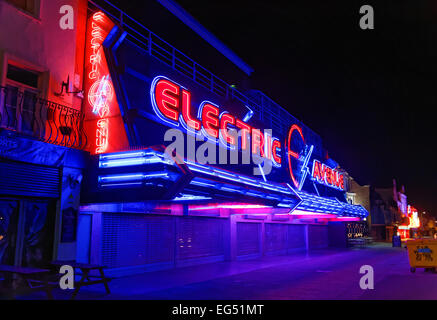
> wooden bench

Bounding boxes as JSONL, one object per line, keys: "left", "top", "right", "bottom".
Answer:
{"left": 51, "top": 261, "right": 111, "bottom": 300}
{"left": 0, "top": 265, "right": 54, "bottom": 299}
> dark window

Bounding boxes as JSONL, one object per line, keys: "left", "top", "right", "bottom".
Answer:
{"left": 6, "top": 65, "right": 39, "bottom": 89}
{"left": 4, "top": 64, "right": 41, "bottom": 133}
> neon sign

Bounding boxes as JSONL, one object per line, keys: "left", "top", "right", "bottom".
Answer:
{"left": 151, "top": 76, "right": 281, "bottom": 164}
{"left": 287, "top": 124, "right": 345, "bottom": 191}
{"left": 87, "top": 12, "right": 114, "bottom": 154}
{"left": 83, "top": 11, "right": 129, "bottom": 156}
{"left": 407, "top": 205, "right": 420, "bottom": 229}
{"left": 287, "top": 124, "right": 305, "bottom": 188}
{"left": 312, "top": 160, "right": 345, "bottom": 190}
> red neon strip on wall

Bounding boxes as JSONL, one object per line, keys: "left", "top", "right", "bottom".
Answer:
{"left": 252, "top": 129, "right": 265, "bottom": 158}
{"left": 155, "top": 79, "right": 180, "bottom": 121}
{"left": 287, "top": 124, "right": 305, "bottom": 188}
{"left": 202, "top": 103, "right": 220, "bottom": 139}
{"left": 235, "top": 119, "right": 251, "bottom": 151}
{"left": 83, "top": 11, "right": 129, "bottom": 155}
{"left": 182, "top": 90, "right": 201, "bottom": 131}
{"left": 272, "top": 140, "right": 282, "bottom": 164}
{"left": 220, "top": 113, "right": 236, "bottom": 145}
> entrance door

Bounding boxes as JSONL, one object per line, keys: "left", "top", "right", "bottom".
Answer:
{"left": 0, "top": 200, "right": 19, "bottom": 265}
{"left": 21, "top": 200, "right": 55, "bottom": 268}
{"left": 0, "top": 199, "right": 55, "bottom": 268}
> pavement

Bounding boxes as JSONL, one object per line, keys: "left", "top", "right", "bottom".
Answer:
{"left": 11, "top": 242, "right": 437, "bottom": 300}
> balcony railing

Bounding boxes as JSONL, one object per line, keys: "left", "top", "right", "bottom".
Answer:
{"left": 0, "top": 86, "right": 87, "bottom": 149}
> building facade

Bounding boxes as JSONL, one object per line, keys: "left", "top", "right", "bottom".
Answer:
{"left": 0, "top": 0, "right": 369, "bottom": 276}
{"left": 0, "top": 0, "right": 88, "bottom": 267}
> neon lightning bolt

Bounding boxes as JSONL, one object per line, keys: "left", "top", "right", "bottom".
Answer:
{"left": 298, "top": 144, "right": 314, "bottom": 191}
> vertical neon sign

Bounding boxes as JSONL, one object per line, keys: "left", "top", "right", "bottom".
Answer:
{"left": 82, "top": 11, "right": 131, "bottom": 155}
{"left": 83, "top": 11, "right": 131, "bottom": 155}
{"left": 87, "top": 12, "right": 112, "bottom": 154}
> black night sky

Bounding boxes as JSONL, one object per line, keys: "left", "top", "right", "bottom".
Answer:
{"left": 109, "top": 0, "right": 437, "bottom": 216}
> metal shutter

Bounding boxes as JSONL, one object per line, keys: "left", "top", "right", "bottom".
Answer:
{"left": 288, "top": 225, "right": 306, "bottom": 252}
{"left": 0, "top": 160, "right": 60, "bottom": 198}
{"left": 101, "top": 213, "right": 174, "bottom": 268}
{"left": 147, "top": 216, "right": 175, "bottom": 264}
{"left": 176, "top": 216, "right": 225, "bottom": 261}
{"left": 236, "top": 222, "right": 260, "bottom": 257}
{"left": 308, "top": 225, "right": 329, "bottom": 249}
{"left": 265, "top": 223, "right": 288, "bottom": 255}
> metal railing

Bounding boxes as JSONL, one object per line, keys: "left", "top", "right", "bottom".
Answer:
{"left": 0, "top": 86, "right": 87, "bottom": 149}
{"left": 89, "top": 0, "right": 320, "bottom": 139}
{"left": 88, "top": 2, "right": 266, "bottom": 114}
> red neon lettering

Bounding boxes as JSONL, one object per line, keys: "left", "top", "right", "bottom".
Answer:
{"left": 151, "top": 77, "right": 282, "bottom": 158}
{"left": 338, "top": 174, "right": 344, "bottom": 190}
{"left": 155, "top": 79, "right": 180, "bottom": 121}
{"left": 287, "top": 124, "right": 305, "bottom": 188}
{"left": 325, "top": 167, "right": 332, "bottom": 185}
{"left": 312, "top": 160, "right": 324, "bottom": 181}
{"left": 252, "top": 129, "right": 265, "bottom": 157}
{"left": 236, "top": 119, "right": 251, "bottom": 151}
{"left": 96, "top": 119, "right": 108, "bottom": 154}
{"left": 93, "top": 12, "right": 105, "bottom": 22}
{"left": 202, "top": 103, "right": 219, "bottom": 138}
{"left": 312, "top": 160, "right": 345, "bottom": 190}
{"left": 181, "top": 90, "right": 200, "bottom": 131}
{"left": 220, "top": 113, "right": 236, "bottom": 145}
{"left": 272, "top": 140, "right": 282, "bottom": 164}
{"left": 265, "top": 134, "right": 272, "bottom": 160}
{"left": 87, "top": 11, "right": 113, "bottom": 155}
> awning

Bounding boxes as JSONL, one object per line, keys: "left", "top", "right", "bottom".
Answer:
{"left": 81, "top": 147, "right": 368, "bottom": 219}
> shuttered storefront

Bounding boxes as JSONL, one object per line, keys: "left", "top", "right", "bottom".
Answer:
{"left": 176, "top": 216, "right": 225, "bottom": 265}
{"left": 101, "top": 214, "right": 226, "bottom": 270}
{"left": 308, "top": 225, "right": 329, "bottom": 249}
{"left": 237, "top": 222, "right": 261, "bottom": 259}
{"left": 287, "top": 224, "right": 306, "bottom": 253}
{"left": 97, "top": 211, "right": 328, "bottom": 275}
{"left": 101, "top": 213, "right": 175, "bottom": 269}
{"left": 265, "top": 223, "right": 288, "bottom": 255}
{"left": 264, "top": 223, "right": 307, "bottom": 255}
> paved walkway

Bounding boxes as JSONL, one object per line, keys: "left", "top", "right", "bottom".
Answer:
{"left": 13, "top": 243, "right": 437, "bottom": 300}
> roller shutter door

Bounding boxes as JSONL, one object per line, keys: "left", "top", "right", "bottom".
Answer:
{"left": 265, "top": 223, "right": 288, "bottom": 255}
{"left": 308, "top": 225, "right": 329, "bottom": 249}
{"left": 176, "top": 216, "right": 225, "bottom": 261}
{"left": 288, "top": 224, "right": 306, "bottom": 252}
{"left": 237, "top": 222, "right": 260, "bottom": 257}
{"left": 0, "top": 160, "right": 60, "bottom": 198}
{"left": 101, "top": 213, "right": 174, "bottom": 268}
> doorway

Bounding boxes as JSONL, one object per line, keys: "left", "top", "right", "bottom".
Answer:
{"left": 0, "top": 198, "right": 56, "bottom": 268}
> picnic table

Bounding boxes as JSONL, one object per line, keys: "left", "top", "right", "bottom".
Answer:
{"left": 0, "top": 265, "right": 54, "bottom": 299}
{"left": 51, "top": 261, "right": 111, "bottom": 299}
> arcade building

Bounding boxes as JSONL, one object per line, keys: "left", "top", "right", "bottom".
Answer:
{"left": 0, "top": 0, "right": 368, "bottom": 276}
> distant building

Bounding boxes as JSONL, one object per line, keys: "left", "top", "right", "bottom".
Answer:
{"left": 366, "top": 179, "right": 412, "bottom": 241}
{"left": 343, "top": 174, "right": 412, "bottom": 241}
